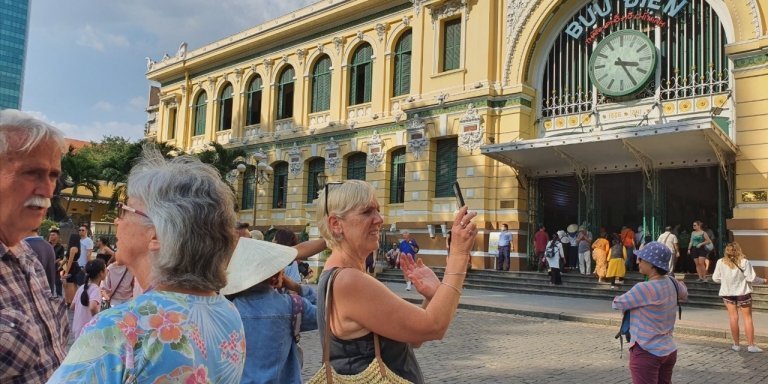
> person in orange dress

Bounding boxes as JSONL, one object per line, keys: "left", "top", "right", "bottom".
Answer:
{"left": 592, "top": 233, "right": 610, "bottom": 283}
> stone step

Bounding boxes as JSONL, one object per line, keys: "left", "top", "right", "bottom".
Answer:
{"left": 377, "top": 268, "right": 768, "bottom": 311}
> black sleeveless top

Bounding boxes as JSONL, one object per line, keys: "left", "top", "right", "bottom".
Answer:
{"left": 317, "top": 268, "right": 424, "bottom": 384}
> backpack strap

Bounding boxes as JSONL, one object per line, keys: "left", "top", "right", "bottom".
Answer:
{"left": 290, "top": 293, "right": 303, "bottom": 344}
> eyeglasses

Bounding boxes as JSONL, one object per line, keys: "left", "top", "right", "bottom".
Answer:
{"left": 323, "top": 181, "right": 344, "bottom": 216}
{"left": 117, "top": 202, "right": 150, "bottom": 220}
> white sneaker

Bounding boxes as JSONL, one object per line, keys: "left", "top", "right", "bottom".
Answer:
{"left": 731, "top": 345, "right": 741, "bottom": 352}
{"left": 406, "top": 281, "right": 412, "bottom": 291}
{"left": 748, "top": 345, "right": 763, "bottom": 353}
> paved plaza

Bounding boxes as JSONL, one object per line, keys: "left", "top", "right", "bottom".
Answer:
{"left": 300, "top": 309, "right": 768, "bottom": 383}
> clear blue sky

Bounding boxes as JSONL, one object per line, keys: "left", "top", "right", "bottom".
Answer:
{"left": 23, "top": 0, "right": 314, "bottom": 142}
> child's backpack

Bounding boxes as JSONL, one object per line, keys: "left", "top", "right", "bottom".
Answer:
{"left": 544, "top": 240, "right": 556, "bottom": 259}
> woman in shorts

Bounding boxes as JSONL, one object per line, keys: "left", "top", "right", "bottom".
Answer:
{"left": 712, "top": 242, "right": 767, "bottom": 353}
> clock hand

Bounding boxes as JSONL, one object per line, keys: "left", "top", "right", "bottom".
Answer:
{"left": 614, "top": 60, "right": 638, "bottom": 85}
{"left": 614, "top": 59, "right": 639, "bottom": 67}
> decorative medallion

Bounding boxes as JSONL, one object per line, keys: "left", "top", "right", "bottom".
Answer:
{"left": 375, "top": 23, "right": 387, "bottom": 42}
{"left": 263, "top": 58, "right": 273, "bottom": 77}
{"left": 296, "top": 48, "right": 306, "bottom": 65}
{"left": 333, "top": 36, "right": 344, "bottom": 54}
{"left": 288, "top": 143, "right": 303, "bottom": 177}
{"left": 325, "top": 137, "right": 340, "bottom": 174}
{"left": 458, "top": 103, "right": 484, "bottom": 153}
{"left": 410, "top": 0, "right": 426, "bottom": 16}
{"left": 367, "top": 130, "right": 385, "bottom": 170}
{"left": 406, "top": 114, "right": 427, "bottom": 159}
{"left": 429, "top": 0, "right": 467, "bottom": 27}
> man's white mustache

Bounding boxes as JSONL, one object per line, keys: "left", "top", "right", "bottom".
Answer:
{"left": 24, "top": 197, "right": 51, "bottom": 209}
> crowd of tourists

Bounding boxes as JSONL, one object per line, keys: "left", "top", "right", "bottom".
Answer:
{"left": 1, "top": 108, "right": 765, "bottom": 384}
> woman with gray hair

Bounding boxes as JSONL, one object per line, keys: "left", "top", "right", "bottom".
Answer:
{"left": 49, "top": 146, "right": 245, "bottom": 383}
{"left": 313, "top": 180, "right": 476, "bottom": 383}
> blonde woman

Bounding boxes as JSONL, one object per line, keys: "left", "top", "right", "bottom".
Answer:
{"left": 712, "top": 242, "right": 767, "bottom": 353}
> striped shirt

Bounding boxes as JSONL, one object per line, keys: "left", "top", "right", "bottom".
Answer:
{"left": 612, "top": 278, "right": 688, "bottom": 357}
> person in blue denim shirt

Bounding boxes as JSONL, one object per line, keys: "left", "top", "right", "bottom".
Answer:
{"left": 221, "top": 238, "right": 318, "bottom": 384}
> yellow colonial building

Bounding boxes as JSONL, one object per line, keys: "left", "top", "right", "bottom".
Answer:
{"left": 146, "top": 0, "right": 768, "bottom": 274}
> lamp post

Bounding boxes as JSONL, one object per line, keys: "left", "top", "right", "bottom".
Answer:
{"left": 236, "top": 152, "right": 273, "bottom": 226}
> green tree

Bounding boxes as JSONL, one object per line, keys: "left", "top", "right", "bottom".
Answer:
{"left": 60, "top": 146, "right": 101, "bottom": 214}
{"left": 195, "top": 142, "right": 246, "bottom": 182}
{"left": 98, "top": 139, "right": 182, "bottom": 206}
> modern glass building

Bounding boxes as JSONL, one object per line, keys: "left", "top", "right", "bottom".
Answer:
{"left": 0, "top": 0, "right": 30, "bottom": 110}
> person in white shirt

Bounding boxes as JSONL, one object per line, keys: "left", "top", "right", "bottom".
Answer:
{"left": 657, "top": 226, "right": 679, "bottom": 274}
{"left": 712, "top": 242, "right": 767, "bottom": 353}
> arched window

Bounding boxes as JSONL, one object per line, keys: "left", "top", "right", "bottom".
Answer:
{"left": 272, "top": 162, "right": 288, "bottom": 209}
{"left": 193, "top": 92, "right": 207, "bottom": 136}
{"left": 311, "top": 55, "right": 332, "bottom": 113}
{"left": 393, "top": 30, "right": 412, "bottom": 97}
{"left": 349, "top": 44, "right": 373, "bottom": 105}
{"left": 347, "top": 152, "right": 367, "bottom": 181}
{"left": 277, "top": 66, "right": 295, "bottom": 120}
{"left": 306, "top": 158, "right": 325, "bottom": 203}
{"left": 246, "top": 76, "right": 262, "bottom": 125}
{"left": 218, "top": 83, "right": 233, "bottom": 131}
{"left": 389, "top": 147, "right": 406, "bottom": 204}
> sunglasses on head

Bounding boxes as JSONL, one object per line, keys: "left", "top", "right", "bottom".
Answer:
{"left": 117, "top": 202, "right": 150, "bottom": 220}
{"left": 323, "top": 181, "right": 344, "bottom": 216}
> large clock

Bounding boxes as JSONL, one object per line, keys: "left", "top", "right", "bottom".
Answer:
{"left": 588, "top": 30, "right": 657, "bottom": 97}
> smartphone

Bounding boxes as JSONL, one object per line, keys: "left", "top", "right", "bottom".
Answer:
{"left": 453, "top": 181, "right": 465, "bottom": 208}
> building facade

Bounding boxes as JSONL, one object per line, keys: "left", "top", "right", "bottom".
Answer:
{"left": 146, "top": 0, "right": 768, "bottom": 274}
{"left": 0, "top": 0, "right": 30, "bottom": 109}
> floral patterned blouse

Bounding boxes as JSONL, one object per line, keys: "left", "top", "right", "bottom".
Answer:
{"left": 48, "top": 290, "right": 246, "bottom": 383}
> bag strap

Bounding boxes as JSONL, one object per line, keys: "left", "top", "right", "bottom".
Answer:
{"left": 290, "top": 293, "right": 303, "bottom": 344}
{"left": 668, "top": 276, "right": 682, "bottom": 320}
{"left": 108, "top": 269, "right": 129, "bottom": 301}
{"left": 322, "top": 268, "right": 389, "bottom": 380}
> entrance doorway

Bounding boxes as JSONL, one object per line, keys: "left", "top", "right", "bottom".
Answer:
{"left": 537, "top": 166, "right": 729, "bottom": 272}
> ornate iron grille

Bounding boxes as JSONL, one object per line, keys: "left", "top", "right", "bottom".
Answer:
{"left": 541, "top": 0, "right": 729, "bottom": 119}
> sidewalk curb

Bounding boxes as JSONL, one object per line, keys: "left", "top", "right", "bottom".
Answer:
{"left": 402, "top": 297, "right": 768, "bottom": 344}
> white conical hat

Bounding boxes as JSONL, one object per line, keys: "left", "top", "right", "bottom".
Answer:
{"left": 220, "top": 237, "right": 298, "bottom": 296}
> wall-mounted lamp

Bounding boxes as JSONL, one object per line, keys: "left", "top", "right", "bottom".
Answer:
{"left": 389, "top": 223, "right": 397, "bottom": 233}
{"left": 440, "top": 224, "right": 448, "bottom": 237}
{"left": 427, "top": 224, "right": 435, "bottom": 239}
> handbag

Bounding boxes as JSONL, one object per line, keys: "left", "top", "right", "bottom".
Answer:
{"left": 101, "top": 269, "right": 128, "bottom": 312}
{"left": 307, "top": 269, "right": 412, "bottom": 384}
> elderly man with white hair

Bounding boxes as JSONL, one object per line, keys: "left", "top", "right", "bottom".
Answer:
{"left": 0, "top": 109, "right": 70, "bottom": 383}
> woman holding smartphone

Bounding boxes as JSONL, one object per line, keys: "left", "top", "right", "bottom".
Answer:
{"left": 314, "top": 180, "right": 476, "bottom": 382}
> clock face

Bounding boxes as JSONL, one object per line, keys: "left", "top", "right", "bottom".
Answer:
{"left": 588, "top": 30, "right": 657, "bottom": 97}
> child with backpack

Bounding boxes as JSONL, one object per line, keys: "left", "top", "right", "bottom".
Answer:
{"left": 545, "top": 235, "right": 565, "bottom": 285}
{"left": 71, "top": 259, "right": 106, "bottom": 340}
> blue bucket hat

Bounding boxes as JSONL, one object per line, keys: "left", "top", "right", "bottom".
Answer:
{"left": 635, "top": 241, "right": 671, "bottom": 271}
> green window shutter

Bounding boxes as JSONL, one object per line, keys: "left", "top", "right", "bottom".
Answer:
{"left": 347, "top": 153, "right": 367, "bottom": 181}
{"left": 394, "top": 31, "right": 412, "bottom": 97}
{"left": 443, "top": 19, "right": 461, "bottom": 71}
{"left": 219, "top": 84, "right": 233, "bottom": 131}
{"left": 389, "top": 148, "right": 406, "bottom": 204}
{"left": 278, "top": 67, "right": 295, "bottom": 119}
{"left": 350, "top": 44, "right": 372, "bottom": 105}
{"left": 194, "top": 92, "right": 207, "bottom": 136}
{"left": 247, "top": 77, "right": 262, "bottom": 125}
{"left": 312, "top": 56, "right": 331, "bottom": 112}
{"left": 435, "top": 138, "right": 457, "bottom": 197}
{"left": 307, "top": 158, "right": 325, "bottom": 203}
{"left": 272, "top": 162, "right": 288, "bottom": 208}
